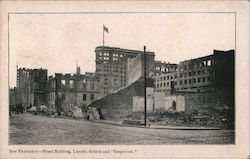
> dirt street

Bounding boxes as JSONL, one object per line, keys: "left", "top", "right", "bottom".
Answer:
{"left": 9, "top": 114, "right": 234, "bottom": 145}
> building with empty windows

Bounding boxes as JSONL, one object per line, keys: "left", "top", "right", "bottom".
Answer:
{"left": 15, "top": 67, "right": 32, "bottom": 110}
{"left": 154, "top": 50, "right": 234, "bottom": 93}
{"left": 28, "top": 68, "right": 48, "bottom": 107}
{"left": 47, "top": 67, "right": 101, "bottom": 114}
{"left": 95, "top": 46, "right": 155, "bottom": 95}
{"left": 154, "top": 61, "right": 178, "bottom": 92}
{"left": 13, "top": 67, "right": 47, "bottom": 111}
{"left": 154, "top": 61, "right": 178, "bottom": 75}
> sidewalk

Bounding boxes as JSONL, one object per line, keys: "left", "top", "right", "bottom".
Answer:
{"left": 90, "top": 119, "right": 221, "bottom": 130}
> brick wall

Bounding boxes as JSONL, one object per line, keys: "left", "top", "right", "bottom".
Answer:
{"left": 175, "top": 90, "right": 234, "bottom": 113}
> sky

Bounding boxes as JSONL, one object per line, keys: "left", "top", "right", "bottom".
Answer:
{"left": 9, "top": 13, "right": 235, "bottom": 87}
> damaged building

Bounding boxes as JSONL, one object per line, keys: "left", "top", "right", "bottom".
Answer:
{"left": 154, "top": 61, "right": 178, "bottom": 92}
{"left": 154, "top": 50, "right": 235, "bottom": 93}
{"left": 47, "top": 67, "right": 101, "bottom": 115}
{"left": 12, "top": 67, "right": 47, "bottom": 111}
{"left": 153, "top": 50, "right": 235, "bottom": 113}
{"left": 9, "top": 47, "right": 234, "bottom": 121}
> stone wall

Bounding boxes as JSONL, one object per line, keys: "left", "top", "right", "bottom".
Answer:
{"left": 154, "top": 92, "right": 165, "bottom": 110}
{"left": 87, "top": 77, "right": 154, "bottom": 119}
{"left": 174, "top": 90, "right": 234, "bottom": 113}
{"left": 87, "top": 82, "right": 134, "bottom": 119}
{"left": 165, "top": 95, "right": 185, "bottom": 112}
{"left": 132, "top": 87, "right": 154, "bottom": 112}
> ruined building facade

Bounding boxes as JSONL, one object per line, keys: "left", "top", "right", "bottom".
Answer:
{"left": 11, "top": 67, "right": 47, "bottom": 111}
{"left": 15, "top": 67, "right": 32, "bottom": 110}
{"left": 154, "top": 61, "right": 178, "bottom": 92}
{"left": 154, "top": 50, "right": 235, "bottom": 92}
{"left": 28, "top": 69, "right": 48, "bottom": 107}
{"left": 47, "top": 69, "right": 100, "bottom": 114}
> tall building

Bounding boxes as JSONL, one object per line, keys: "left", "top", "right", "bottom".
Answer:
{"left": 16, "top": 67, "right": 32, "bottom": 110}
{"left": 154, "top": 50, "right": 235, "bottom": 92}
{"left": 28, "top": 68, "right": 48, "bottom": 107}
{"left": 47, "top": 69, "right": 101, "bottom": 114}
{"left": 15, "top": 67, "right": 47, "bottom": 111}
{"left": 95, "top": 46, "right": 155, "bottom": 95}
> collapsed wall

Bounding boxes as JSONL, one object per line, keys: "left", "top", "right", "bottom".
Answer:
{"left": 87, "top": 77, "right": 145, "bottom": 119}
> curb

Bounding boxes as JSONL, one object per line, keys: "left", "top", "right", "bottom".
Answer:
{"left": 90, "top": 120, "right": 221, "bottom": 130}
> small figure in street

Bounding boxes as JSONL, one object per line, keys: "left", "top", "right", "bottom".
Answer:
{"left": 86, "top": 107, "right": 90, "bottom": 120}
{"left": 172, "top": 100, "right": 176, "bottom": 111}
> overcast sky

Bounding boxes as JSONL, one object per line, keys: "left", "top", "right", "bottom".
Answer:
{"left": 9, "top": 13, "right": 235, "bottom": 87}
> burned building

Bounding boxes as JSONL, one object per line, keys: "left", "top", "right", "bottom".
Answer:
{"left": 28, "top": 68, "right": 48, "bottom": 107}
{"left": 15, "top": 67, "right": 32, "bottom": 110}
{"left": 95, "top": 46, "right": 155, "bottom": 95}
{"left": 15, "top": 67, "right": 48, "bottom": 110}
{"left": 47, "top": 68, "right": 101, "bottom": 114}
{"left": 154, "top": 50, "right": 235, "bottom": 93}
{"left": 154, "top": 61, "right": 178, "bottom": 92}
{"left": 175, "top": 50, "right": 234, "bottom": 92}
{"left": 154, "top": 61, "right": 178, "bottom": 75}
{"left": 175, "top": 54, "right": 214, "bottom": 91}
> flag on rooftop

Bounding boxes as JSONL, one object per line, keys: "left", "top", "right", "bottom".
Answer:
{"left": 103, "top": 25, "right": 109, "bottom": 33}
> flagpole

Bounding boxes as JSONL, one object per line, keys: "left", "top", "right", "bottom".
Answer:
{"left": 103, "top": 24, "right": 104, "bottom": 46}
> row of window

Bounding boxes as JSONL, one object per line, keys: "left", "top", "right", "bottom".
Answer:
{"left": 155, "top": 66, "right": 177, "bottom": 72}
{"left": 82, "top": 94, "right": 95, "bottom": 101}
{"left": 102, "top": 69, "right": 127, "bottom": 74}
{"left": 99, "top": 52, "right": 124, "bottom": 58}
{"left": 155, "top": 82, "right": 170, "bottom": 88}
{"left": 48, "top": 93, "right": 95, "bottom": 101}
{"left": 155, "top": 76, "right": 211, "bottom": 88}
{"left": 60, "top": 79, "right": 95, "bottom": 90}
{"left": 179, "top": 60, "right": 212, "bottom": 71}
{"left": 155, "top": 69, "right": 211, "bottom": 82}
{"left": 155, "top": 85, "right": 209, "bottom": 92}
{"left": 98, "top": 56, "right": 123, "bottom": 61}
{"left": 178, "top": 77, "right": 210, "bottom": 85}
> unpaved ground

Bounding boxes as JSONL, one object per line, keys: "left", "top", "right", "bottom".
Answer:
{"left": 9, "top": 114, "right": 234, "bottom": 145}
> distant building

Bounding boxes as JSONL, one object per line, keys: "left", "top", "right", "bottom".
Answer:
{"left": 16, "top": 67, "right": 32, "bottom": 110}
{"left": 154, "top": 61, "right": 178, "bottom": 75}
{"left": 154, "top": 61, "right": 178, "bottom": 92}
{"left": 15, "top": 67, "right": 48, "bottom": 111}
{"left": 28, "top": 68, "right": 48, "bottom": 107}
{"left": 175, "top": 50, "right": 234, "bottom": 91}
{"left": 154, "top": 50, "right": 235, "bottom": 92}
{"left": 47, "top": 68, "right": 101, "bottom": 114}
{"left": 95, "top": 46, "right": 155, "bottom": 95}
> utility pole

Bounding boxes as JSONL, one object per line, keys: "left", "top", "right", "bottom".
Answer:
{"left": 144, "top": 46, "right": 147, "bottom": 127}
{"left": 55, "top": 75, "right": 59, "bottom": 115}
{"left": 103, "top": 24, "right": 104, "bottom": 46}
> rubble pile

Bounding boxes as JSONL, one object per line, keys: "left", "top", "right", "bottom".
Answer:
{"left": 120, "top": 106, "right": 234, "bottom": 129}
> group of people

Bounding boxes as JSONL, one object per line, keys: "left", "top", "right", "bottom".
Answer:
{"left": 10, "top": 104, "right": 24, "bottom": 114}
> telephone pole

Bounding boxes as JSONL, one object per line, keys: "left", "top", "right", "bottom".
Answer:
{"left": 144, "top": 46, "right": 147, "bottom": 127}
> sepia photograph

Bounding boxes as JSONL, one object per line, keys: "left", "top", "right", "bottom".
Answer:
{"left": 0, "top": 1, "right": 249, "bottom": 159}
{"left": 8, "top": 12, "right": 235, "bottom": 145}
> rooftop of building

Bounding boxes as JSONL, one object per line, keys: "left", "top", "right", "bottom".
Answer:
{"left": 95, "top": 46, "right": 155, "bottom": 56}
{"left": 17, "top": 67, "right": 47, "bottom": 71}
{"left": 155, "top": 60, "right": 178, "bottom": 65}
{"left": 48, "top": 72, "right": 97, "bottom": 80}
{"left": 180, "top": 49, "right": 234, "bottom": 63}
